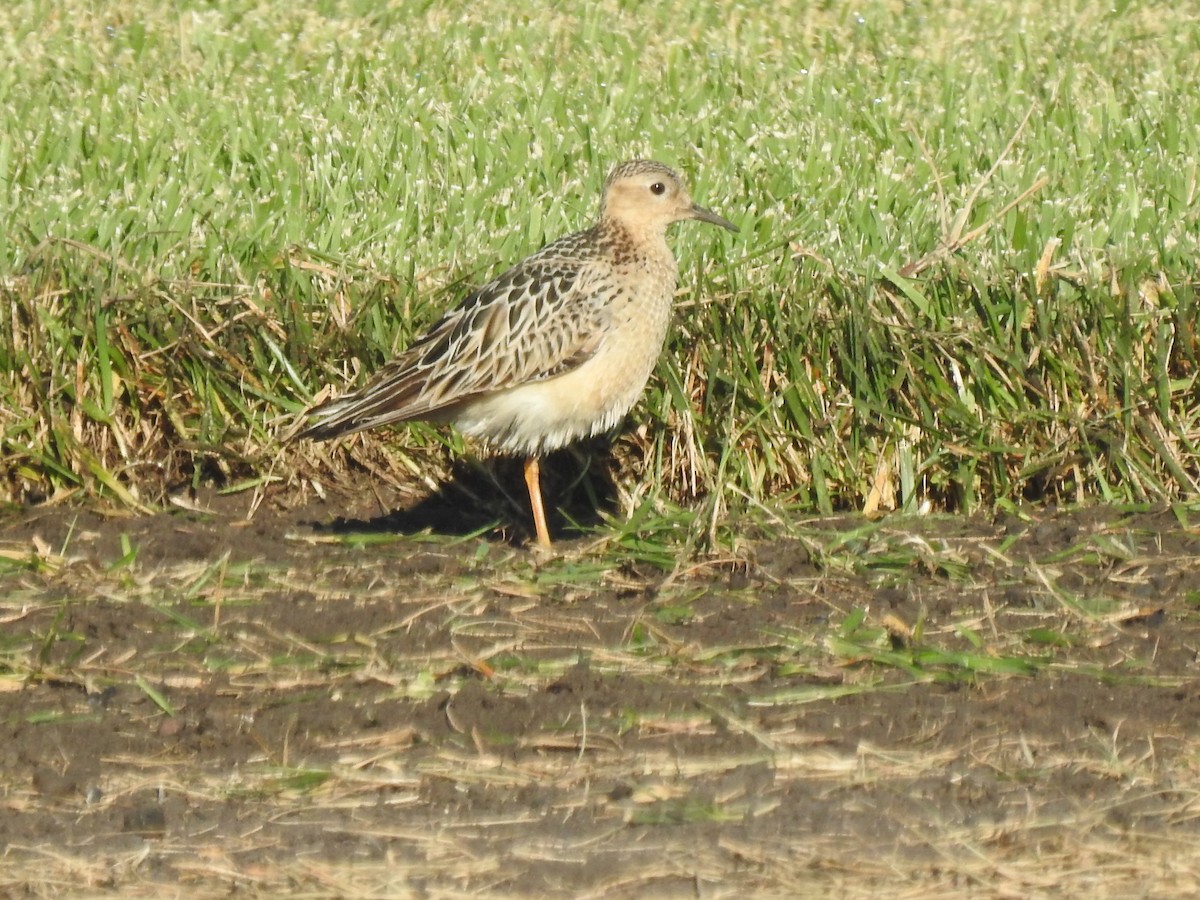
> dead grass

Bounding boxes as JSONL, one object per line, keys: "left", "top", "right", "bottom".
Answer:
{"left": 2, "top": 503, "right": 1200, "bottom": 894}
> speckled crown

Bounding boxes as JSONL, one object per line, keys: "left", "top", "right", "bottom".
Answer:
{"left": 604, "top": 159, "right": 680, "bottom": 188}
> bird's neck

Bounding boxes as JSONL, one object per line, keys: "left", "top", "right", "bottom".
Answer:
{"left": 594, "top": 218, "right": 674, "bottom": 270}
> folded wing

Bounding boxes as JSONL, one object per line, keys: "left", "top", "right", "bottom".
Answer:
{"left": 296, "top": 241, "right": 608, "bottom": 441}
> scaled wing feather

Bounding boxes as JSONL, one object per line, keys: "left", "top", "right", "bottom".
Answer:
{"left": 297, "top": 241, "right": 608, "bottom": 440}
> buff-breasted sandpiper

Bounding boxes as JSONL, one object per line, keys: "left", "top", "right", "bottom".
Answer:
{"left": 296, "top": 159, "right": 737, "bottom": 546}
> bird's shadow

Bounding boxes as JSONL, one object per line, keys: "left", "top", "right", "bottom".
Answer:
{"left": 309, "top": 441, "right": 622, "bottom": 546}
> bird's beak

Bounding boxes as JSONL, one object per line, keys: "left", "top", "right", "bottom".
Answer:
{"left": 690, "top": 202, "right": 738, "bottom": 232}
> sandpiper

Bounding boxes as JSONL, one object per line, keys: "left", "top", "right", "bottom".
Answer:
{"left": 296, "top": 159, "right": 737, "bottom": 546}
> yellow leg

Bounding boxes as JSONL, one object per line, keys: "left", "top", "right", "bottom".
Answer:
{"left": 523, "top": 456, "right": 552, "bottom": 547}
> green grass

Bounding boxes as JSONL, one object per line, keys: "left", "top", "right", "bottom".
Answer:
{"left": 2, "top": 0, "right": 1198, "bottom": 533}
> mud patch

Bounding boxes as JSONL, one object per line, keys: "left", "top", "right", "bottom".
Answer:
{"left": 2, "top": 498, "right": 1199, "bottom": 894}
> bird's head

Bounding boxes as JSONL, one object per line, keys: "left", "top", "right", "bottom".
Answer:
{"left": 600, "top": 160, "right": 737, "bottom": 235}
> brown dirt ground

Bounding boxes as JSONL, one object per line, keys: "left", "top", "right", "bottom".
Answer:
{"left": 2, "top": 487, "right": 1200, "bottom": 897}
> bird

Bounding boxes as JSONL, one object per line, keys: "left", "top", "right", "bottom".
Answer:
{"left": 294, "top": 159, "right": 737, "bottom": 547}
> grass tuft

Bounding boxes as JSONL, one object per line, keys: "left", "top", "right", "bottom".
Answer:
{"left": 1, "top": 0, "right": 1198, "bottom": 541}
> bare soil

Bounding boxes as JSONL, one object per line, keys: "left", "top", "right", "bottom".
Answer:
{"left": 2, "top": 487, "right": 1199, "bottom": 897}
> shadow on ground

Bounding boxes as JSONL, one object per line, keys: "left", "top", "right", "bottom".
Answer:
{"left": 306, "top": 445, "right": 623, "bottom": 545}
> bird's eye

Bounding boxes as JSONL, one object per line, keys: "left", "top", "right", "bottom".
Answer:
{"left": 650, "top": 182, "right": 666, "bottom": 195}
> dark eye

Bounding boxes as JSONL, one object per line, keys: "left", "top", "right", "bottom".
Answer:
{"left": 650, "top": 182, "right": 666, "bottom": 195}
